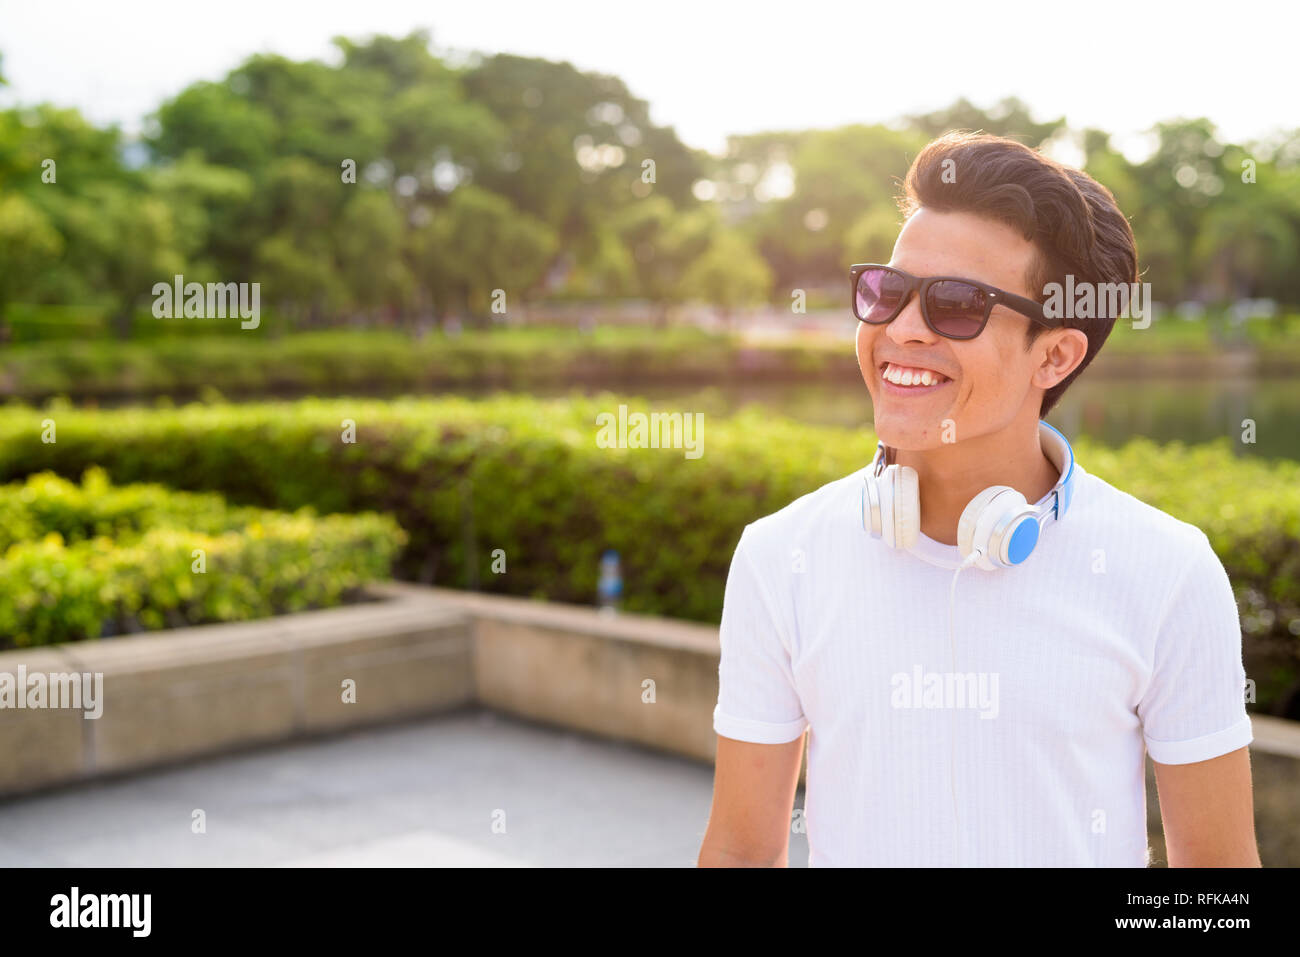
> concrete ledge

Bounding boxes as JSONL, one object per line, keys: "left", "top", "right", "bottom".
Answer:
{"left": 1249, "top": 713, "right": 1300, "bottom": 759}
{"left": 4, "top": 582, "right": 1299, "bottom": 799}
{"left": 415, "top": 585, "right": 723, "bottom": 764}
{"left": 0, "top": 589, "right": 473, "bottom": 796}
{"left": 405, "top": 584, "right": 803, "bottom": 776}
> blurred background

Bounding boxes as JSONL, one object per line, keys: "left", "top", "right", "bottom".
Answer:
{"left": 0, "top": 2, "right": 1296, "bottom": 867}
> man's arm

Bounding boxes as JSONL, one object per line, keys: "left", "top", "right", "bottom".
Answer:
{"left": 1152, "top": 745, "right": 1260, "bottom": 867}
{"left": 698, "top": 732, "right": 805, "bottom": 867}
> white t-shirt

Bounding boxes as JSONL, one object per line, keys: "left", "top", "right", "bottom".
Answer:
{"left": 712, "top": 460, "right": 1253, "bottom": 867}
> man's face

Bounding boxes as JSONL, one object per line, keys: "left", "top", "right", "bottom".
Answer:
{"left": 855, "top": 207, "right": 1045, "bottom": 450}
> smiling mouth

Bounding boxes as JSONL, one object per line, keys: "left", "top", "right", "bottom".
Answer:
{"left": 878, "top": 361, "right": 953, "bottom": 388}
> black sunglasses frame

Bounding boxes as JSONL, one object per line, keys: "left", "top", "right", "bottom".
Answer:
{"left": 849, "top": 263, "right": 1063, "bottom": 340}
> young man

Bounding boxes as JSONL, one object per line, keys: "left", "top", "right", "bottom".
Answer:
{"left": 697, "top": 132, "right": 1259, "bottom": 868}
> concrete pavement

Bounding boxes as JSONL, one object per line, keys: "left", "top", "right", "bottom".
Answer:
{"left": 0, "top": 707, "right": 810, "bottom": 867}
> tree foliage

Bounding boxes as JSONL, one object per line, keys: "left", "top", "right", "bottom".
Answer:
{"left": 0, "top": 35, "right": 1297, "bottom": 333}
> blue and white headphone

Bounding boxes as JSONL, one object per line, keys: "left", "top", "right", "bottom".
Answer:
{"left": 862, "top": 420, "right": 1076, "bottom": 571}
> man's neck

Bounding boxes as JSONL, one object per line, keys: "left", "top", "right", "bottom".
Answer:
{"left": 891, "top": 418, "right": 1060, "bottom": 547}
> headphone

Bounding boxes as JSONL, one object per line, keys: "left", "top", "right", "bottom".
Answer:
{"left": 862, "top": 420, "right": 1076, "bottom": 571}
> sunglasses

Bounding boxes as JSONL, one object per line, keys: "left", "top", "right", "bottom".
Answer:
{"left": 850, "top": 264, "right": 1063, "bottom": 340}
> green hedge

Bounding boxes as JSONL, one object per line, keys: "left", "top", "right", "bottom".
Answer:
{"left": 1, "top": 395, "right": 1296, "bottom": 702}
{"left": 1, "top": 303, "right": 275, "bottom": 343}
{"left": 0, "top": 468, "right": 406, "bottom": 647}
{"left": 0, "top": 396, "right": 1296, "bottom": 634}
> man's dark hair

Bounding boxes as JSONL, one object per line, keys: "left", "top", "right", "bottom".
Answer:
{"left": 899, "top": 131, "right": 1139, "bottom": 416}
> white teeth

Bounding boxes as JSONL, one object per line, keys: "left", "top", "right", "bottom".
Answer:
{"left": 883, "top": 362, "right": 947, "bottom": 387}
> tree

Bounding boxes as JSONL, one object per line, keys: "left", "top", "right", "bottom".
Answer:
{"left": 254, "top": 233, "right": 344, "bottom": 326}
{"left": 149, "top": 81, "right": 277, "bottom": 171}
{"left": 408, "top": 185, "right": 557, "bottom": 322}
{"left": 844, "top": 206, "right": 905, "bottom": 266}
{"left": 335, "top": 30, "right": 505, "bottom": 189}
{"left": 718, "top": 124, "right": 925, "bottom": 289}
{"left": 0, "top": 194, "right": 63, "bottom": 338}
{"left": 147, "top": 151, "right": 255, "bottom": 278}
{"left": 558, "top": 227, "right": 637, "bottom": 299}
{"left": 57, "top": 186, "right": 185, "bottom": 337}
{"left": 462, "top": 53, "right": 702, "bottom": 258}
{"left": 1130, "top": 119, "right": 1227, "bottom": 299}
{"left": 905, "top": 96, "right": 1066, "bottom": 148}
{"left": 677, "top": 229, "right": 774, "bottom": 327}
{"left": 335, "top": 190, "right": 413, "bottom": 319}
{"left": 1193, "top": 174, "right": 1297, "bottom": 301}
{"left": 611, "top": 197, "right": 715, "bottom": 323}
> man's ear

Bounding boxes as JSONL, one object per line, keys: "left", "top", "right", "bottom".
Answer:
{"left": 1031, "top": 327, "right": 1089, "bottom": 391}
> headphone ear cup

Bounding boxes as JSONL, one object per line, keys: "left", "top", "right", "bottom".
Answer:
{"left": 958, "top": 486, "right": 1011, "bottom": 559}
{"left": 891, "top": 465, "right": 919, "bottom": 550}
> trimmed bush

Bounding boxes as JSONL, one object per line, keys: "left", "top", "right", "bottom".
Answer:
{"left": 0, "top": 468, "right": 406, "bottom": 647}
{"left": 0, "top": 396, "right": 1295, "bottom": 632}
{"left": 0, "top": 397, "right": 862, "bottom": 619}
{"left": 1, "top": 396, "right": 1296, "bottom": 704}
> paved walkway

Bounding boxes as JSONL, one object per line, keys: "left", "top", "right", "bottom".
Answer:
{"left": 0, "top": 707, "right": 809, "bottom": 867}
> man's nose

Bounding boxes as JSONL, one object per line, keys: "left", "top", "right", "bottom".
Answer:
{"left": 886, "top": 293, "right": 936, "bottom": 344}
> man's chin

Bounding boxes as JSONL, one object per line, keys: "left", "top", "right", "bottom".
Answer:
{"left": 871, "top": 410, "right": 954, "bottom": 452}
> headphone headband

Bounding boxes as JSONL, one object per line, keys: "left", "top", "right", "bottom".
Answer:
{"left": 1036, "top": 420, "right": 1075, "bottom": 526}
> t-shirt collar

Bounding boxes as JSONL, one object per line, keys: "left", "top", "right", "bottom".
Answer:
{"left": 900, "top": 462, "right": 1089, "bottom": 570}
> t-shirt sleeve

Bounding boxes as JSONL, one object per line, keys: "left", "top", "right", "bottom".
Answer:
{"left": 1138, "top": 530, "right": 1253, "bottom": 765}
{"left": 712, "top": 526, "right": 809, "bottom": 744}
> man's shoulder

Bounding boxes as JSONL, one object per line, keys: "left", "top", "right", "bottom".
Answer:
{"left": 740, "top": 467, "right": 869, "bottom": 556}
{"left": 1073, "top": 464, "right": 1210, "bottom": 553}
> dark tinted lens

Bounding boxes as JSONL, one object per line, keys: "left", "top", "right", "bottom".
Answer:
{"left": 855, "top": 268, "right": 906, "bottom": 322}
{"left": 926, "top": 280, "right": 987, "bottom": 337}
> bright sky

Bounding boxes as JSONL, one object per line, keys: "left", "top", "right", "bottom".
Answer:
{"left": 1, "top": 0, "right": 1291, "bottom": 160}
